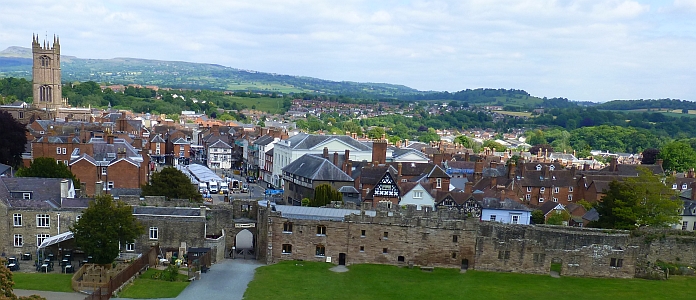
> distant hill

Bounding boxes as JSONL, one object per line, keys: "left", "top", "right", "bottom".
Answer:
{"left": 0, "top": 46, "right": 420, "bottom": 98}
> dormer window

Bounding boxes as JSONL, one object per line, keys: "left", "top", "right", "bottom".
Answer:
{"left": 673, "top": 184, "right": 678, "bottom": 189}
{"left": 682, "top": 184, "right": 688, "bottom": 190}
{"left": 536, "top": 164, "right": 542, "bottom": 171}
{"left": 22, "top": 193, "right": 31, "bottom": 200}
{"left": 549, "top": 165, "right": 555, "bottom": 171}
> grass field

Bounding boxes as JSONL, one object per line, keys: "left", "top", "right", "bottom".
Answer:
{"left": 227, "top": 95, "right": 286, "bottom": 114}
{"left": 243, "top": 261, "right": 696, "bottom": 300}
{"left": 497, "top": 110, "right": 533, "bottom": 117}
{"left": 116, "top": 268, "right": 189, "bottom": 299}
{"left": 12, "top": 272, "right": 74, "bottom": 293}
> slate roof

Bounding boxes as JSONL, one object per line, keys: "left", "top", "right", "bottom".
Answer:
{"left": 0, "top": 177, "right": 67, "bottom": 208}
{"left": 283, "top": 133, "right": 371, "bottom": 151}
{"left": 359, "top": 165, "right": 395, "bottom": 185}
{"left": 392, "top": 148, "right": 429, "bottom": 160}
{"left": 150, "top": 134, "right": 166, "bottom": 143}
{"left": 479, "top": 198, "right": 532, "bottom": 211}
{"left": 282, "top": 154, "right": 353, "bottom": 182}
{"left": 254, "top": 135, "right": 275, "bottom": 146}
{"left": 539, "top": 201, "right": 565, "bottom": 216}
{"left": 598, "top": 164, "right": 664, "bottom": 176}
{"left": 111, "top": 188, "right": 142, "bottom": 197}
{"left": 427, "top": 165, "right": 451, "bottom": 178}
{"left": 172, "top": 137, "right": 189, "bottom": 145}
{"left": 35, "top": 136, "right": 81, "bottom": 144}
{"left": 385, "top": 162, "right": 438, "bottom": 177}
{"left": 583, "top": 208, "right": 600, "bottom": 222}
{"left": 434, "top": 190, "right": 474, "bottom": 206}
{"left": 518, "top": 169, "right": 576, "bottom": 187}
{"left": 447, "top": 161, "right": 475, "bottom": 170}
{"left": 208, "top": 139, "right": 232, "bottom": 149}
{"left": 338, "top": 186, "right": 359, "bottom": 194}
{"left": 133, "top": 206, "right": 204, "bottom": 217}
{"left": 0, "top": 163, "right": 11, "bottom": 176}
{"left": 60, "top": 198, "right": 91, "bottom": 208}
{"left": 680, "top": 200, "right": 696, "bottom": 216}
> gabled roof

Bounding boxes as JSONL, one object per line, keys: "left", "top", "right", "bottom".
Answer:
{"left": 282, "top": 154, "right": 353, "bottom": 182}
{"left": 427, "top": 165, "right": 450, "bottom": 178}
{"left": 254, "top": 135, "right": 275, "bottom": 146}
{"left": 172, "top": 137, "right": 189, "bottom": 145}
{"left": 208, "top": 139, "right": 232, "bottom": 149}
{"left": 150, "top": 134, "right": 166, "bottom": 143}
{"left": 338, "top": 186, "right": 359, "bottom": 194}
{"left": 479, "top": 198, "right": 532, "bottom": 211}
{"left": 0, "top": 177, "right": 68, "bottom": 208}
{"left": 539, "top": 201, "right": 565, "bottom": 216}
{"left": 283, "top": 133, "right": 371, "bottom": 151}
{"left": 391, "top": 148, "right": 429, "bottom": 160}
{"left": 34, "top": 136, "right": 81, "bottom": 144}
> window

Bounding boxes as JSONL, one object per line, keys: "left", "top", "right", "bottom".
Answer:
{"left": 282, "top": 244, "right": 292, "bottom": 254}
{"left": 76, "top": 215, "right": 82, "bottom": 222}
{"left": 525, "top": 194, "right": 531, "bottom": 200}
{"left": 398, "top": 255, "right": 405, "bottom": 262}
{"left": 453, "top": 235, "right": 459, "bottom": 243}
{"left": 361, "top": 230, "right": 366, "bottom": 237}
{"left": 553, "top": 198, "right": 558, "bottom": 202}
{"left": 498, "top": 250, "right": 510, "bottom": 260}
{"left": 36, "top": 214, "right": 50, "bottom": 228}
{"left": 382, "top": 248, "right": 388, "bottom": 254}
{"left": 682, "top": 221, "right": 688, "bottom": 231}
{"left": 19, "top": 111, "right": 24, "bottom": 119}
{"left": 149, "top": 227, "right": 158, "bottom": 240}
{"left": 672, "top": 184, "right": 678, "bottom": 189}
{"left": 283, "top": 222, "right": 293, "bottom": 233}
{"left": 539, "top": 198, "right": 544, "bottom": 203}
{"left": 540, "top": 187, "right": 545, "bottom": 192}
{"left": 62, "top": 148, "right": 67, "bottom": 155}
{"left": 490, "top": 215, "right": 496, "bottom": 221}
{"left": 101, "top": 167, "right": 107, "bottom": 175}
{"left": 315, "top": 245, "right": 325, "bottom": 257}
{"left": 126, "top": 242, "right": 135, "bottom": 252}
{"left": 526, "top": 187, "right": 532, "bottom": 192}
{"left": 511, "top": 215, "right": 520, "bottom": 224}
{"left": 568, "top": 195, "right": 573, "bottom": 201}
{"left": 436, "top": 178, "right": 442, "bottom": 188}
{"left": 451, "top": 252, "right": 457, "bottom": 259}
{"left": 683, "top": 184, "right": 688, "bottom": 190}
{"left": 13, "top": 213, "right": 22, "bottom": 226}
{"left": 316, "top": 225, "right": 326, "bottom": 235}
{"left": 37, "top": 234, "right": 50, "bottom": 247}
{"left": 107, "top": 181, "right": 114, "bottom": 190}
{"left": 413, "top": 191, "right": 423, "bottom": 198}
{"left": 23, "top": 193, "right": 31, "bottom": 199}
{"left": 383, "top": 232, "right": 389, "bottom": 239}
{"left": 610, "top": 258, "right": 623, "bottom": 268}
{"left": 359, "top": 246, "right": 365, "bottom": 252}
{"left": 56, "top": 147, "right": 61, "bottom": 154}
{"left": 14, "top": 234, "right": 23, "bottom": 247}
{"left": 554, "top": 187, "right": 559, "bottom": 193}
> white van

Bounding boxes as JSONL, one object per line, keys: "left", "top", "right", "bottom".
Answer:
{"left": 198, "top": 182, "right": 208, "bottom": 194}
{"left": 208, "top": 181, "right": 219, "bottom": 194}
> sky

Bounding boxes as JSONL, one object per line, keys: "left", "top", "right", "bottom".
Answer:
{"left": 1, "top": 0, "right": 695, "bottom": 102}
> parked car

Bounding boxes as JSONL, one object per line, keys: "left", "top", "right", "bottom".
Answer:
{"left": 246, "top": 176, "right": 256, "bottom": 183}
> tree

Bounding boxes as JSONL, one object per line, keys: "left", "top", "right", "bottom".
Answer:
{"left": 0, "top": 111, "right": 27, "bottom": 168}
{"left": 15, "top": 157, "right": 79, "bottom": 186}
{"left": 367, "top": 127, "right": 386, "bottom": 139}
{"left": 0, "top": 260, "right": 46, "bottom": 300}
{"left": 590, "top": 168, "right": 681, "bottom": 229}
{"left": 71, "top": 194, "right": 144, "bottom": 265}
{"left": 482, "top": 140, "right": 506, "bottom": 152}
{"left": 641, "top": 148, "right": 659, "bottom": 165}
{"left": 546, "top": 210, "right": 571, "bottom": 226}
{"left": 531, "top": 210, "right": 545, "bottom": 224}
{"left": 657, "top": 141, "right": 696, "bottom": 172}
{"left": 311, "top": 184, "right": 342, "bottom": 207}
{"left": 454, "top": 135, "right": 475, "bottom": 148}
{"left": 142, "top": 167, "right": 203, "bottom": 202}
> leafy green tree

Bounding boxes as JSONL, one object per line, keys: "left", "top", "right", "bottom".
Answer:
{"left": 71, "top": 194, "right": 144, "bottom": 265}
{"left": 311, "top": 184, "right": 342, "bottom": 207}
{"left": 142, "top": 167, "right": 203, "bottom": 202}
{"left": 546, "top": 210, "right": 571, "bottom": 225}
{"left": 0, "top": 111, "right": 27, "bottom": 168}
{"left": 367, "top": 127, "right": 386, "bottom": 139}
{"left": 15, "top": 157, "right": 79, "bottom": 186}
{"left": 454, "top": 135, "right": 475, "bottom": 148}
{"left": 590, "top": 168, "right": 680, "bottom": 229}
{"left": 657, "top": 141, "right": 696, "bottom": 172}
{"left": 531, "top": 210, "right": 545, "bottom": 224}
{"left": 641, "top": 148, "right": 659, "bottom": 165}
{"left": 482, "top": 140, "right": 506, "bottom": 152}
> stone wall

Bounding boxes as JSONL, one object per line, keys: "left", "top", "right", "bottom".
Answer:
{"left": 118, "top": 196, "right": 197, "bottom": 207}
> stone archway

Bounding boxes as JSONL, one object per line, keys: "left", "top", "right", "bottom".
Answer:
{"left": 234, "top": 229, "right": 255, "bottom": 259}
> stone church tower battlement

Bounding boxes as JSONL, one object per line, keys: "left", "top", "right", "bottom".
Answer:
{"left": 32, "top": 34, "right": 66, "bottom": 111}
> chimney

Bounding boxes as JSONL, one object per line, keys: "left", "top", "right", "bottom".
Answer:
{"left": 583, "top": 163, "right": 589, "bottom": 171}
{"left": 323, "top": 147, "right": 329, "bottom": 159}
{"left": 133, "top": 137, "right": 143, "bottom": 149}
{"left": 464, "top": 152, "right": 470, "bottom": 162}
{"left": 610, "top": 157, "right": 618, "bottom": 172}
{"left": 507, "top": 162, "right": 516, "bottom": 180}
{"left": 689, "top": 168, "right": 695, "bottom": 179}
{"left": 474, "top": 159, "right": 483, "bottom": 182}
{"left": 490, "top": 176, "right": 497, "bottom": 189}
{"left": 465, "top": 182, "right": 473, "bottom": 193}
{"left": 490, "top": 161, "right": 498, "bottom": 170}
{"left": 520, "top": 161, "right": 526, "bottom": 177}
{"left": 691, "top": 182, "right": 696, "bottom": 201}
{"left": 372, "top": 140, "right": 387, "bottom": 165}
{"left": 106, "top": 135, "right": 115, "bottom": 144}
{"left": 656, "top": 159, "right": 663, "bottom": 167}
{"left": 352, "top": 133, "right": 357, "bottom": 140}
{"left": 405, "top": 139, "right": 409, "bottom": 148}
{"left": 570, "top": 165, "right": 577, "bottom": 178}
{"left": 397, "top": 162, "right": 403, "bottom": 178}
{"left": 433, "top": 153, "right": 443, "bottom": 166}
{"left": 346, "top": 161, "right": 352, "bottom": 177}
{"left": 544, "top": 165, "right": 551, "bottom": 179}
{"left": 333, "top": 152, "right": 339, "bottom": 167}
{"left": 344, "top": 149, "right": 350, "bottom": 162}
{"left": 200, "top": 206, "right": 207, "bottom": 218}
{"left": 212, "top": 124, "right": 220, "bottom": 136}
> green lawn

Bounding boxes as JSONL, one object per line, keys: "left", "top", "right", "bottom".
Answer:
{"left": 12, "top": 273, "right": 74, "bottom": 293}
{"left": 227, "top": 96, "right": 286, "bottom": 114}
{"left": 116, "top": 268, "right": 190, "bottom": 299}
{"left": 243, "top": 261, "right": 696, "bottom": 300}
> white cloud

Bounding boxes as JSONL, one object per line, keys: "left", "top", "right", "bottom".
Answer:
{"left": 0, "top": 0, "right": 694, "bottom": 101}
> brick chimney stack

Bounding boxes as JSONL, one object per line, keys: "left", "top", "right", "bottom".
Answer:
{"left": 323, "top": 147, "right": 329, "bottom": 159}
{"left": 372, "top": 140, "right": 387, "bottom": 165}
{"left": 333, "top": 152, "right": 339, "bottom": 167}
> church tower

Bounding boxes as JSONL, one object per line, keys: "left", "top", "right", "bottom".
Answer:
{"left": 32, "top": 34, "right": 64, "bottom": 110}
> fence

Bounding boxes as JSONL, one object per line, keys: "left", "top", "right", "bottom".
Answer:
{"left": 76, "top": 245, "right": 159, "bottom": 300}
